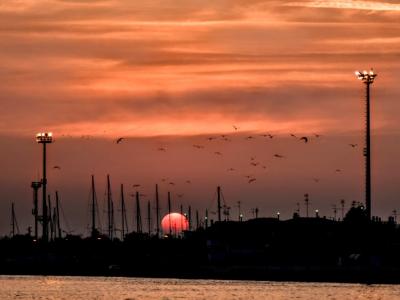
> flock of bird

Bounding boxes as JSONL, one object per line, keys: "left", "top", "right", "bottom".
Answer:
{"left": 54, "top": 126, "right": 361, "bottom": 189}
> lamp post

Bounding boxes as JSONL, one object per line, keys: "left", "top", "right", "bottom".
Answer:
{"left": 36, "top": 132, "right": 53, "bottom": 242}
{"left": 31, "top": 181, "right": 42, "bottom": 240}
{"left": 355, "top": 69, "right": 377, "bottom": 220}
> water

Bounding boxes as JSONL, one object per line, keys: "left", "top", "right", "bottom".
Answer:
{"left": 1, "top": 275, "right": 400, "bottom": 300}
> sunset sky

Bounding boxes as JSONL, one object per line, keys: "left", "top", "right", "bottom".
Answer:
{"left": 1, "top": 0, "right": 400, "bottom": 235}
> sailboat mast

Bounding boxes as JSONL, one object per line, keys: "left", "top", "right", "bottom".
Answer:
{"left": 155, "top": 184, "right": 160, "bottom": 237}
{"left": 217, "top": 186, "right": 222, "bottom": 222}
{"left": 55, "top": 191, "right": 61, "bottom": 238}
{"left": 168, "top": 191, "right": 172, "bottom": 236}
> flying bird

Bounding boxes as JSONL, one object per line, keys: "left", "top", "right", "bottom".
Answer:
{"left": 274, "top": 154, "right": 285, "bottom": 158}
{"left": 193, "top": 144, "right": 204, "bottom": 149}
{"left": 248, "top": 178, "right": 257, "bottom": 184}
{"left": 157, "top": 147, "right": 166, "bottom": 152}
{"left": 232, "top": 125, "right": 239, "bottom": 130}
{"left": 246, "top": 136, "right": 254, "bottom": 140}
{"left": 290, "top": 134, "right": 297, "bottom": 138}
{"left": 169, "top": 182, "right": 175, "bottom": 186}
{"left": 185, "top": 180, "right": 191, "bottom": 184}
{"left": 250, "top": 162, "right": 259, "bottom": 167}
{"left": 349, "top": 143, "right": 358, "bottom": 148}
{"left": 314, "top": 133, "right": 321, "bottom": 138}
{"left": 227, "top": 168, "right": 235, "bottom": 171}
{"left": 207, "top": 137, "right": 216, "bottom": 141}
{"left": 116, "top": 137, "right": 124, "bottom": 144}
{"left": 300, "top": 136, "right": 309, "bottom": 143}
{"left": 53, "top": 166, "right": 61, "bottom": 170}
{"left": 214, "top": 151, "right": 222, "bottom": 155}
{"left": 132, "top": 184, "right": 141, "bottom": 188}
{"left": 177, "top": 194, "right": 184, "bottom": 198}
{"left": 335, "top": 169, "right": 342, "bottom": 173}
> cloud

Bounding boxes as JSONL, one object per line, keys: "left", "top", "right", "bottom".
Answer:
{"left": 286, "top": 0, "right": 400, "bottom": 12}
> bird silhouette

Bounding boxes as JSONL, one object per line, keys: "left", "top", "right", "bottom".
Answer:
{"left": 207, "top": 137, "right": 216, "bottom": 141}
{"left": 300, "top": 136, "right": 309, "bottom": 143}
{"left": 158, "top": 147, "right": 166, "bottom": 152}
{"left": 274, "top": 154, "right": 285, "bottom": 158}
{"left": 349, "top": 143, "right": 358, "bottom": 148}
{"left": 250, "top": 157, "right": 256, "bottom": 161}
{"left": 314, "top": 133, "right": 321, "bottom": 138}
{"left": 232, "top": 125, "right": 239, "bottom": 130}
{"left": 250, "top": 162, "right": 259, "bottom": 166}
{"left": 53, "top": 166, "right": 61, "bottom": 170}
{"left": 116, "top": 137, "right": 124, "bottom": 144}
{"left": 169, "top": 182, "right": 175, "bottom": 186}
{"left": 193, "top": 144, "right": 204, "bottom": 149}
{"left": 227, "top": 168, "right": 235, "bottom": 171}
{"left": 290, "top": 134, "right": 297, "bottom": 138}
{"left": 335, "top": 169, "right": 342, "bottom": 172}
{"left": 248, "top": 178, "right": 257, "bottom": 184}
{"left": 185, "top": 180, "right": 191, "bottom": 184}
{"left": 177, "top": 194, "right": 184, "bottom": 198}
{"left": 262, "top": 165, "right": 267, "bottom": 169}
{"left": 132, "top": 184, "right": 141, "bottom": 188}
{"left": 246, "top": 136, "right": 254, "bottom": 140}
{"left": 214, "top": 151, "right": 222, "bottom": 155}
{"left": 267, "top": 134, "right": 274, "bottom": 139}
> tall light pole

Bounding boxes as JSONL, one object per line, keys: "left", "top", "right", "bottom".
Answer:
{"left": 31, "top": 181, "right": 42, "bottom": 240}
{"left": 355, "top": 69, "right": 377, "bottom": 220}
{"left": 36, "top": 132, "right": 53, "bottom": 242}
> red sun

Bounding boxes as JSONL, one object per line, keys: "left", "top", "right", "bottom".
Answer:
{"left": 161, "top": 213, "right": 189, "bottom": 235}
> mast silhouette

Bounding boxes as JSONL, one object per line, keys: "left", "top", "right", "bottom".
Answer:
{"left": 11, "top": 202, "right": 20, "bottom": 237}
{"left": 107, "top": 175, "right": 114, "bottom": 240}
{"left": 196, "top": 210, "right": 199, "bottom": 230}
{"left": 188, "top": 205, "right": 192, "bottom": 231}
{"left": 120, "top": 184, "right": 128, "bottom": 239}
{"left": 147, "top": 200, "right": 151, "bottom": 235}
{"left": 55, "top": 191, "right": 62, "bottom": 239}
{"left": 155, "top": 184, "right": 160, "bottom": 237}
{"left": 135, "top": 191, "right": 142, "bottom": 233}
{"left": 167, "top": 191, "right": 172, "bottom": 236}
{"left": 48, "top": 195, "right": 53, "bottom": 241}
{"left": 217, "top": 186, "right": 222, "bottom": 222}
{"left": 90, "top": 175, "right": 100, "bottom": 238}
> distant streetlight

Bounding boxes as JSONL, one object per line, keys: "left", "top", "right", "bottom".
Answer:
{"left": 36, "top": 132, "right": 53, "bottom": 242}
{"left": 277, "top": 211, "right": 280, "bottom": 220}
{"left": 355, "top": 69, "right": 377, "bottom": 220}
{"left": 315, "top": 209, "right": 319, "bottom": 218}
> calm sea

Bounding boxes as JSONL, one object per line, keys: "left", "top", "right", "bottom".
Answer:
{"left": 0, "top": 275, "right": 399, "bottom": 300}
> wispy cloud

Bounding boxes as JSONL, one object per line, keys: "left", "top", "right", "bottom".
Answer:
{"left": 287, "top": 0, "right": 400, "bottom": 11}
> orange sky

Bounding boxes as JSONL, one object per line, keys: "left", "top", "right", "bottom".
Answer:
{"left": 0, "top": 0, "right": 400, "bottom": 235}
